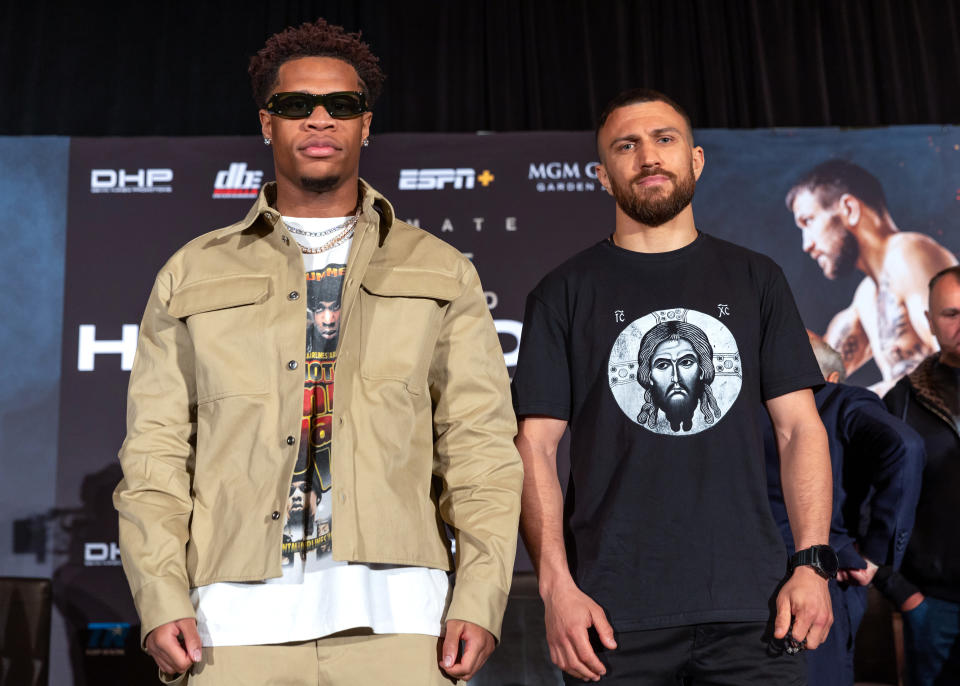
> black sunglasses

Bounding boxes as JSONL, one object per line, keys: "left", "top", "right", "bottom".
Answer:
{"left": 264, "top": 91, "right": 368, "bottom": 120}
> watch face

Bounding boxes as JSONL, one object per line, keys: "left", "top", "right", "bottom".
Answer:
{"left": 816, "top": 545, "right": 839, "bottom": 578}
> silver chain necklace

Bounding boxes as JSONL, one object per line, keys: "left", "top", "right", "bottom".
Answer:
{"left": 286, "top": 206, "right": 361, "bottom": 254}
{"left": 284, "top": 220, "right": 343, "bottom": 238}
{"left": 299, "top": 223, "right": 356, "bottom": 254}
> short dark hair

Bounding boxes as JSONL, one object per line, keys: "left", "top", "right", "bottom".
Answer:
{"left": 785, "top": 159, "right": 888, "bottom": 216}
{"left": 249, "top": 18, "right": 386, "bottom": 109}
{"left": 308, "top": 272, "right": 343, "bottom": 310}
{"left": 929, "top": 265, "right": 960, "bottom": 293}
{"left": 595, "top": 89, "right": 693, "bottom": 144}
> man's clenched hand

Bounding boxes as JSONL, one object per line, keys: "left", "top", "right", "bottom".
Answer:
{"left": 543, "top": 582, "right": 617, "bottom": 681}
{"left": 145, "top": 618, "right": 202, "bottom": 677}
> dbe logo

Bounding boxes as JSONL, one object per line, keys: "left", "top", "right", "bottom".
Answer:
{"left": 90, "top": 168, "right": 173, "bottom": 194}
{"left": 213, "top": 162, "right": 263, "bottom": 198}
{"left": 398, "top": 168, "right": 494, "bottom": 190}
{"left": 86, "top": 622, "right": 130, "bottom": 656}
{"left": 84, "top": 541, "right": 122, "bottom": 566}
{"left": 528, "top": 161, "right": 601, "bottom": 192}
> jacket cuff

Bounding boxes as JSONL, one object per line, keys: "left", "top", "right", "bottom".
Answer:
{"left": 444, "top": 575, "right": 510, "bottom": 643}
{"left": 837, "top": 545, "right": 867, "bottom": 570}
{"left": 134, "top": 578, "right": 196, "bottom": 648}
{"left": 859, "top": 535, "right": 894, "bottom": 568}
{"left": 872, "top": 566, "right": 920, "bottom": 608}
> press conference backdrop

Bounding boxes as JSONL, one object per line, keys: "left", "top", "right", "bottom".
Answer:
{"left": 2, "top": 127, "right": 959, "bottom": 683}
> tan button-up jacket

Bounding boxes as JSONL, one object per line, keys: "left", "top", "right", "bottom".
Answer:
{"left": 114, "top": 181, "right": 522, "bottom": 645}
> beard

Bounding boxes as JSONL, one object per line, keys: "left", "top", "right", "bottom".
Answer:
{"left": 820, "top": 220, "right": 860, "bottom": 280}
{"left": 608, "top": 165, "right": 696, "bottom": 227}
{"left": 286, "top": 506, "right": 304, "bottom": 528}
{"left": 652, "top": 382, "right": 700, "bottom": 432}
{"left": 300, "top": 175, "right": 340, "bottom": 193}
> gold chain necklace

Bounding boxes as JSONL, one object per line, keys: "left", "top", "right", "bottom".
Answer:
{"left": 289, "top": 206, "right": 361, "bottom": 254}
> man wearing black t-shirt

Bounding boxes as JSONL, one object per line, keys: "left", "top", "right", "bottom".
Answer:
{"left": 512, "top": 89, "right": 836, "bottom": 684}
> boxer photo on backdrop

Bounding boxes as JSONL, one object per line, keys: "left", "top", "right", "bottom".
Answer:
{"left": 512, "top": 88, "right": 836, "bottom": 685}
{"left": 113, "top": 17, "right": 522, "bottom": 686}
{"left": 786, "top": 160, "right": 957, "bottom": 396}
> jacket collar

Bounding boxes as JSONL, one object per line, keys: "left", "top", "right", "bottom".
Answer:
{"left": 222, "top": 178, "right": 396, "bottom": 237}
{"left": 908, "top": 353, "right": 958, "bottom": 434}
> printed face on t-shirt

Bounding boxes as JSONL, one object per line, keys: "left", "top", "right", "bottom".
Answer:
{"left": 609, "top": 310, "right": 738, "bottom": 435}
{"left": 311, "top": 301, "right": 342, "bottom": 340}
{"left": 287, "top": 480, "right": 317, "bottom": 527}
{"left": 648, "top": 338, "right": 703, "bottom": 431}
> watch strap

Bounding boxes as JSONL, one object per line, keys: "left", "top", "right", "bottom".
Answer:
{"left": 789, "top": 545, "right": 838, "bottom": 579}
{"left": 791, "top": 547, "right": 818, "bottom": 569}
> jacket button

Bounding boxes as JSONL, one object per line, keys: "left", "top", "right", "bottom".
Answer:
{"left": 286, "top": 435, "right": 295, "bottom": 445}
{"left": 287, "top": 360, "right": 298, "bottom": 370}
{"left": 288, "top": 291, "right": 299, "bottom": 300}
{"left": 271, "top": 511, "right": 280, "bottom": 520}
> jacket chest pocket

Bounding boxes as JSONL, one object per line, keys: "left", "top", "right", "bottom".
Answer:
{"left": 358, "top": 269, "right": 461, "bottom": 394}
{"left": 169, "top": 274, "right": 271, "bottom": 403}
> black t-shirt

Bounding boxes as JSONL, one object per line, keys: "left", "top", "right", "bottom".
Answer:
{"left": 511, "top": 233, "right": 823, "bottom": 631}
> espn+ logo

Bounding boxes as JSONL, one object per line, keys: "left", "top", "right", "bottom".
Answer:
{"left": 398, "top": 168, "right": 494, "bottom": 190}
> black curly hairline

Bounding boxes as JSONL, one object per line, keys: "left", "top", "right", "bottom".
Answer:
{"left": 249, "top": 19, "right": 386, "bottom": 109}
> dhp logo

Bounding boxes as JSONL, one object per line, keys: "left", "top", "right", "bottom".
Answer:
{"left": 90, "top": 169, "right": 173, "bottom": 194}
{"left": 84, "top": 542, "right": 122, "bottom": 566}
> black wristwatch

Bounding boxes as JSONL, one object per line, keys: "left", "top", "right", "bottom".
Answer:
{"left": 789, "top": 545, "right": 839, "bottom": 580}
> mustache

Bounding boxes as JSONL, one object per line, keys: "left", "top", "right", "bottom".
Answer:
{"left": 632, "top": 168, "right": 677, "bottom": 184}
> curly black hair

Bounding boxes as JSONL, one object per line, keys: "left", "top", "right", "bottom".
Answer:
{"left": 249, "top": 18, "right": 386, "bottom": 109}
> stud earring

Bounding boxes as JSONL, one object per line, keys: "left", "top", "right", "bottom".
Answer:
{"left": 362, "top": 137, "right": 370, "bottom": 147}
{"left": 263, "top": 137, "right": 271, "bottom": 146}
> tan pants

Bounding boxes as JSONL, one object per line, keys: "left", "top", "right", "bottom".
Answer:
{"left": 161, "top": 631, "right": 461, "bottom": 685}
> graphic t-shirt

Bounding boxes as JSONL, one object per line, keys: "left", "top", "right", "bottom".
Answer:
{"left": 284, "top": 225, "right": 348, "bottom": 578}
{"left": 192, "top": 216, "right": 449, "bottom": 646}
{"left": 511, "top": 233, "right": 823, "bottom": 631}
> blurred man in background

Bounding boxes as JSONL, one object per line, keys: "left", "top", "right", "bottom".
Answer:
{"left": 766, "top": 332, "right": 924, "bottom": 685}
{"left": 882, "top": 266, "right": 960, "bottom": 685}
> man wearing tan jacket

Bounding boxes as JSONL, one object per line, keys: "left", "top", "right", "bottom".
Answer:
{"left": 114, "top": 18, "right": 522, "bottom": 685}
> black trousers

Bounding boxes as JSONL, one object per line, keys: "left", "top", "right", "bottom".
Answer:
{"left": 563, "top": 622, "right": 807, "bottom": 685}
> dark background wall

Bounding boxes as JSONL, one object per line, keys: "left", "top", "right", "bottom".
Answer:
{"left": 3, "top": 0, "right": 960, "bottom": 137}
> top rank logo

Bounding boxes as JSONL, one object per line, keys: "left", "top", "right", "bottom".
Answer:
{"left": 213, "top": 162, "right": 263, "bottom": 199}
{"left": 398, "top": 168, "right": 494, "bottom": 190}
{"left": 90, "top": 168, "right": 173, "bottom": 194}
